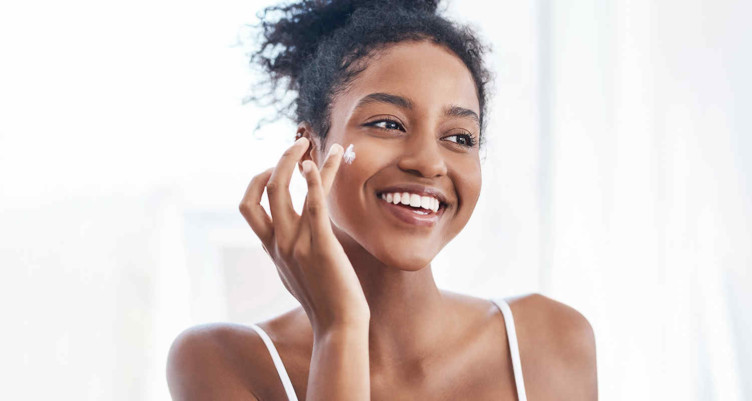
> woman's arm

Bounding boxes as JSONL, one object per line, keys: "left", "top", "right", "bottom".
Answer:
{"left": 520, "top": 294, "right": 598, "bottom": 400}
{"left": 166, "top": 325, "right": 263, "bottom": 401}
{"left": 307, "top": 323, "right": 370, "bottom": 401}
{"left": 561, "top": 310, "right": 597, "bottom": 401}
{"left": 239, "top": 137, "right": 372, "bottom": 400}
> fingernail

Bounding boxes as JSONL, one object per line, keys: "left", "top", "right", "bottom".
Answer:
{"left": 302, "top": 160, "right": 312, "bottom": 173}
{"left": 327, "top": 143, "right": 342, "bottom": 158}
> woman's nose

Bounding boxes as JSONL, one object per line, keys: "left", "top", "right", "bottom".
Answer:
{"left": 396, "top": 131, "right": 448, "bottom": 178}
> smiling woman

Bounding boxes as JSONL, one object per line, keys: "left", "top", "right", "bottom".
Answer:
{"left": 166, "top": 1, "right": 597, "bottom": 400}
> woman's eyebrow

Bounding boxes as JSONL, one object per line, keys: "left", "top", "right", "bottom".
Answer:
{"left": 355, "top": 92, "right": 413, "bottom": 110}
{"left": 444, "top": 105, "right": 480, "bottom": 126}
{"left": 354, "top": 92, "right": 479, "bottom": 125}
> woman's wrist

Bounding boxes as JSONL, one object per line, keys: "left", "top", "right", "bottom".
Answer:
{"left": 307, "top": 318, "right": 370, "bottom": 401}
{"left": 312, "top": 313, "right": 370, "bottom": 342}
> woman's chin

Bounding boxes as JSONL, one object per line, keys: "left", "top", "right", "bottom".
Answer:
{"left": 372, "top": 247, "right": 437, "bottom": 272}
{"left": 332, "top": 218, "right": 442, "bottom": 269}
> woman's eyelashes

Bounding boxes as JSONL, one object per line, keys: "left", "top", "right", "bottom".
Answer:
{"left": 445, "top": 133, "right": 478, "bottom": 147}
{"left": 364, "top": 117, "right": 478, "bottom": 148}
{"left": 366, "top": 117, "right": 406, "bottom": 132}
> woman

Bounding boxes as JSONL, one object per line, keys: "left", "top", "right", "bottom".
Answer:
{"left": 167, "top": 0, "right": 597, "bottom": 400}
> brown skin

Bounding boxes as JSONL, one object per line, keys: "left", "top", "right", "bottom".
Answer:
{"left": 167, "top": 40, "right": 597, "bottom": 400}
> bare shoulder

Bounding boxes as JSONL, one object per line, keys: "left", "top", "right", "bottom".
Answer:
{"left": 166, "top": 322, "right": 266, "bottom": 400}
{"left": 167, "top": 323, "right": 302, "bottom": 401}
{"left": 509, "top": 293, "right": 598, "bottom": 400}
{"left": 509, "top": 293, "right": 596, "bottom": 352}
{"left": 166, "top": 307, "right": 310, "bottom": 401}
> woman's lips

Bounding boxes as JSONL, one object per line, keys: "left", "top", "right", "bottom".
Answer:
{"left": 376, "top": 195, "right": 444, "bottom": 227}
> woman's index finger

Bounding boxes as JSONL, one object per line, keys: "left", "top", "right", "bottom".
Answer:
{"left": 266, "top": 137, "right": 310, "bottom": 238}
{"left": 302, "top": 160, "right": 334, "bottom": 240}
{"left": 319, "top": 143, "right": 344, "bottom": 195}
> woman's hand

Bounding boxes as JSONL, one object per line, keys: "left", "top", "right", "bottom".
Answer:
{"left": 239, "top": 137, "right": 370, "bottom": 336}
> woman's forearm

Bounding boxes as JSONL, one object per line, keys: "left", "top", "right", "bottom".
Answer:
{"left": 306, "top": 323, "right": 370, "bottom": 401}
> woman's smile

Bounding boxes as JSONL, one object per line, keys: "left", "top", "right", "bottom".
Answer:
{"left": 375, "top": 190, "right": 447, "bottom": 227}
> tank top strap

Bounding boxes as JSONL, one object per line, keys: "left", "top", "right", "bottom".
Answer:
{"left": 490, "top": 297, "right": 528, "bottom": 401}
{"left": 248, "top": 323, "right": 299, "bottom": 401}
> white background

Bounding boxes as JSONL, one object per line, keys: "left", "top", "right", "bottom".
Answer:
{"left": 1, "top": 0, "right": 749, "bottom": 399}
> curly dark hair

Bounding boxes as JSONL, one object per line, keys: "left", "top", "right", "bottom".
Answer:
{"left": 246, "top": 0, "right": 493, "bottom": 149}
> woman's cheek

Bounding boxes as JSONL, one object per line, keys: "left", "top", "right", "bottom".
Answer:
{"left": 328, "top": 138, "right": 391, "bottom": 231}
{"left": 462, "top": 166, "right": 482, "bottom": 220}
{"left": 327, "top": 148, "right": 366, "bottom": 227}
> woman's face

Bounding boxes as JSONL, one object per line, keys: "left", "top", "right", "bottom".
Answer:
{"left": 309, "top": 40, "right": 482, "bottom": 271}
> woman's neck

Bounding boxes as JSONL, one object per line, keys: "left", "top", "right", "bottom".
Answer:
{"left": 332, "top": 225, "right": 454, "bottom": 375}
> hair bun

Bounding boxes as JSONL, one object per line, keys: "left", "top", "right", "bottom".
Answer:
{"left": 252, "top": 0, "right": 440, "bottom": 89}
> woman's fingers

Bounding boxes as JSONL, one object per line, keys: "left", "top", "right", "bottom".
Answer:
{"left": 239, "top": 167, "right": 275, "bottom": 246}
{"left": 319, "top": 143, "right": 344, "bottom": 195}
{"left": 301, "top": 160, "right": 334, "bottom": 243}
{"left": 267, "top": 137, "right": 310, "bottom": 246}
{"left": 298, "top": 144, "right": 342, "bottom": 248}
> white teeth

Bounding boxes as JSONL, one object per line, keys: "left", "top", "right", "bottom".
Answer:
{"left": 420, "top": 196, "right": 432, "bottom": 210}
{"left": 409, "top": 194, "right": 421, "bottom": 207}
{"left": 400, "top": 192, "right": 410, "bottom": 205}
{"left": 379, "top": 191, "right": 442, "bottom": 213}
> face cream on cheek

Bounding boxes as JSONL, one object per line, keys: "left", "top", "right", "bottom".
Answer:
{"left": 342, "top": 143, "right": 356, "bottom": 164}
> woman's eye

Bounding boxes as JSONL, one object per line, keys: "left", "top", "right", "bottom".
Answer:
{"left": 366, "top": 119, "right": 405, "bottom": 132}
{"left": 365, "top": 119, "right": 477, "bottom": 148}
{"left": 445, "top": 133, "right": 478, "bottom": 148}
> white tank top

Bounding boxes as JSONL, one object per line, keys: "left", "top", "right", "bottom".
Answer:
{"left": 248, "top": 296, "right": 527, "bottom": 401}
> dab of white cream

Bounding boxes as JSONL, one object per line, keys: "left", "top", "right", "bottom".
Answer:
{"left": 343, "top": 143, "right": 356, "bottom": 164}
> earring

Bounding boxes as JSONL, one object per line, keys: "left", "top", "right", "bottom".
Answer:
{"left": 295, "top": 132, "right": 303, "bottom": 140}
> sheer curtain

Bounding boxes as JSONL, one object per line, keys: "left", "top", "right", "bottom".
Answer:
{"left": 539, "top": 1, "right": 750, "bottom": 399}
{"left": 2, "top": 0, "right": 748, "bottom": 400}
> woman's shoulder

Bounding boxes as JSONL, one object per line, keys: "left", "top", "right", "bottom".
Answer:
{"left": 442, "top": 290, "right": 594, "bottom": 350}
{"left": 505, "top": 292, "right": 594, "bottom": 341}
{"left": 515, "top": 293, "right": 594, "bottom": 354}
{"left": 166, "top": 307, "right": 310, "bottom": 401}
{"left": 506, "top": 292, "right": 598, "bottom": 400}
{"left": 447, "top": 290, "right": 593, "bottom": 334}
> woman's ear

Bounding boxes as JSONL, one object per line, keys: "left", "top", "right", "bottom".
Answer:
{"left": 295, "top": 122, "right": 318, "bottom": 175}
